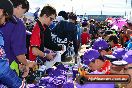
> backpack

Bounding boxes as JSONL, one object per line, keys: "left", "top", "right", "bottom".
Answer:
{"left": 26, "top": 19, "right": 45, "bottom": 59}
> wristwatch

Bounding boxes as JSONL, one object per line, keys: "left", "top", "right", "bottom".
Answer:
{"left": 43, "top": 53, "right": 47, "bottom": 58}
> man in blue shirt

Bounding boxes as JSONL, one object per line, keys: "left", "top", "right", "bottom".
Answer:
{"left": 0, "top": 0, "right": 25, "bottom": 87}
{"left": 1, "top": 0, "right": 30, "bottom": 77}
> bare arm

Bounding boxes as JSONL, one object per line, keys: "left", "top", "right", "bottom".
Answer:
{"left": 32, "top": 47, "right": 45, "bottom": 58}
{"left": 16, "top": 54, "right": 29, "bottom": 78}
{"left": 32, "top": 47, "right": 55, "bottom": 60}
{"left": 16, "top": 54, "right": 28, "bottom": 66}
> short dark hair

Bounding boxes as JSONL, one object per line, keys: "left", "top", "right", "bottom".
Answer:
{"left": 68, "top": 12, "right": 77, "bottom": 21}
{"left": 40, "top": 5, "right": 56, "bottom": 17}
{"left": 104, "top": 30, "right": 113, "bottom": 36}
{"left": 58, "top": 11, "right": 68, "bottom": 20}
{"left": 10, "top": 0, "right": 29, "bottom": 12}
{"left": 108, "top": 35, "right": 119, "bottom": 44}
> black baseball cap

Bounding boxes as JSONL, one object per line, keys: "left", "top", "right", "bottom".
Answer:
{"left": 0, "top": 0, "right": 16, "bottom": 22}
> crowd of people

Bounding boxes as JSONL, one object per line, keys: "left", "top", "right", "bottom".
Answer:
{"left": 0, "top": 0, "right": 132, "bottom": 88}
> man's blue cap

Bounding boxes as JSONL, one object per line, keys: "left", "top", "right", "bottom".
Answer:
{"left": 92, "top": 38, "right": 109, "bottom": 50}
{"left": 112, "top": 48, "right": 127, "bottom": 60}
{"left": 123, "top": 50, "right": 132, "bottom": 64}
{"left": 82, "top": 49, "right": 100, "bottom": 65}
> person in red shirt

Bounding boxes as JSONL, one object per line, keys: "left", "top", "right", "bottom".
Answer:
{"left": 29, "top": 6, "right": 63, "bottom": 66}
{"left": 81, "top": 28, "right": 90, "bottom": 45}
{"left": 82, "top": 49, "right": 111, "bottom": 74}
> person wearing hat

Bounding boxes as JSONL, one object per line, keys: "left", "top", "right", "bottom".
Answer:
{"left": 118, "top": 50, "right": 132, "bottom": 88}
{"left": 92, "top": 38, "right": 112, "bottom": 56}
{"left": 105, "top": 48, "right": 127, "bottom": 62}
{"left": 111, "top": 50, "right": 132, "bottom": 88}
{"left": 109, "top": 58, "right": 128, "bottom": 88}
{"left": 107, "top": 48, "right": 127, "bottom": 88}
{"left": 83, "top": 49, "right": 111, "bottom": 74}
{"left": 78, "top": 49, "right": 114, "bottom": 88}
{"left": 101, "top": 48, "right": 128, "bottom": 75}
{"left": 112, "top": 48, "right": 127, "bottom": 60}
{"left": 1, "top": 0, "right": 30, "bottom": 77}
{"left": 0, "top": 0, "right": 25, "bottom": 87}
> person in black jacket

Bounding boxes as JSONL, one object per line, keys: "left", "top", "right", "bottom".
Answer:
{"left": 0, "top": 0, "right": 25, "bottom": 87}
{"left": 52, "top": 12, "right": 78, "bottom": 61}
{"left": 44, "top": 24, "right": 63, "bottom": 51}
{"left": 68, "top": 12, "right": 78, "bottom": 55}
{"left": 89, "top": 19, "right": 98, "bottom": 39}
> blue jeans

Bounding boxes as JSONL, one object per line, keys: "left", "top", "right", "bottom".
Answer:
{"left": 0, "top": 59, "right": 22, "bottom": 88}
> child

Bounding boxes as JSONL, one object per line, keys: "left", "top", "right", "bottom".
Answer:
{"left": 82, "top": 49, "right": 111, "bottom": 74}
{"left": 81, "top": 28, "right": 90, "bottom": 45}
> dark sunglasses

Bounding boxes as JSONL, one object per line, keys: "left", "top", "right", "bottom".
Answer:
{"left": 49, "top": 16, "right": 54, "bottom": 21}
